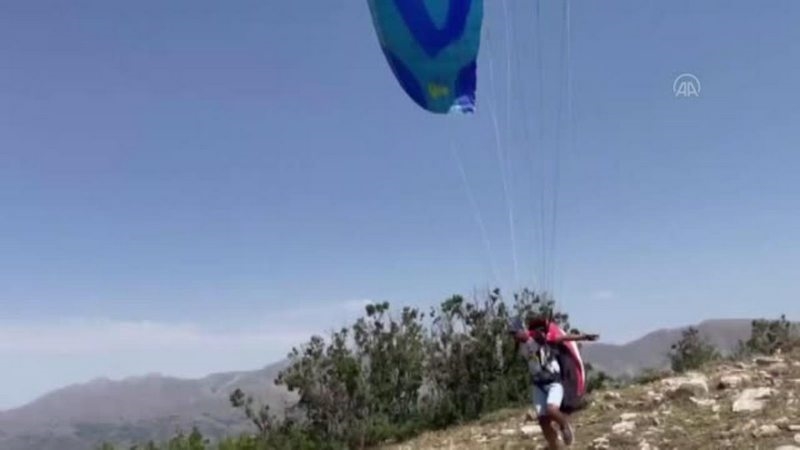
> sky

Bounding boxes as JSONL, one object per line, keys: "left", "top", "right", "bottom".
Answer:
{"left": 1, "top": 0, "right": 799, "bottom": 410}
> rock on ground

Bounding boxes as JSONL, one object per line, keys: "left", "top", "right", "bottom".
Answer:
{"left": 754, "top": 424, "right": 781, "bottom": 437}
{"left": 660, "top": 373, "right": 709, "bottom": 398}
{"left": 733, "top": 387, "right": 776, "bottom": 412}
{"left": 590, "top": 436, "right": 610, "bottom": 450}
{"left": 717, "top": 373, "right": 750, "bottom": 389}
{"left": 612, "top": 420, "right": 637, "bottom": 435}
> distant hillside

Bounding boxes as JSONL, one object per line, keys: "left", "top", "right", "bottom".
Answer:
{"left": 0, "top": 361, "right": 294, "bottom": 450}
{"left": 581, "top": 319, "right": 753, "bottom": 377}
{"left": 0, "top": 319, "right": 755, "bottom": 450}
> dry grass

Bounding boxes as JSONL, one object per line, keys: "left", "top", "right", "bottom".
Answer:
{"left": 380, "top": 352, "right": 800, "bottom": 449}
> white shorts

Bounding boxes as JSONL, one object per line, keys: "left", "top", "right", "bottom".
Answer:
{"left": 532, "top": 382, "right": 564, "bottom": 417}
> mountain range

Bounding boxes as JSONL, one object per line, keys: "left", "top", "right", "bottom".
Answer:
{"left": 581, "top": 318, "right": 753, "bottom": 377}
{"left": 0, "top": 361, "right": 294, "bottom": 450}
{"left": 0, "top": 319, "right": 754, "bottom": 450}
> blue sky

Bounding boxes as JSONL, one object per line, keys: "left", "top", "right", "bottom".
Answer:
{"left": 2, "top": 0, "right": 799, "bottom": 409}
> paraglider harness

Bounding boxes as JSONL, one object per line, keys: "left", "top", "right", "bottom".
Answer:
{"left": 510, "top": 315, "right": 588, "bottom": 414}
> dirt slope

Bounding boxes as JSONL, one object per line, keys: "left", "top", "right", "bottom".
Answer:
{"left": 381, "top": 352, "right": 800, "bottom": 449}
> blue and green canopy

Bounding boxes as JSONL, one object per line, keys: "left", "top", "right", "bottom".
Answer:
{"left": 367, "top": 0, "right": 484, "bottom": 114}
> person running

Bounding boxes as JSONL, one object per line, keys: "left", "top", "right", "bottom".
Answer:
{"left": 512, "top": 316, "right": 598, "bottom": 448}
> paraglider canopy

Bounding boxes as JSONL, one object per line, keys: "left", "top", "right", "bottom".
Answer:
{"left": 366, "top": 0, "right": 484, "bottom": 114}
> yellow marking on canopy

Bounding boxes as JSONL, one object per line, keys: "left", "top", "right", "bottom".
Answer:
{"left": 427, "top": 83, "right": 450, "bottom": 99}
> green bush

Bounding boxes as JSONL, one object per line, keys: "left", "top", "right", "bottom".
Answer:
{"left": 584, "top": 362, "right": 615, "bottom": 393}
{"left": 735, "top": 314, "right": 800, "bottom": 357}
{"left": 668, "top": 326, "right": 720, "bottom": 373}
{"left": 633, "top": 368, "right": 672, "bottom": 385}
{"left": 119, "top": 288, "right": 590, "bottom": 450}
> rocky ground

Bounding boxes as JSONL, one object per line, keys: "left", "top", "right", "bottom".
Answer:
{"left": 380, "top": 351, "right": 800, "bottom": 449}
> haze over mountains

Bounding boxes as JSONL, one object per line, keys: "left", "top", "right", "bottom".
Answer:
{"left": 0, "top": 319, "right": 754, "bottom": 450}
{"left": 581, "top": 318, "right": 753, "bottom": 377}
{"left": 0, "top": 361, "right": 294, "bottom": 450}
